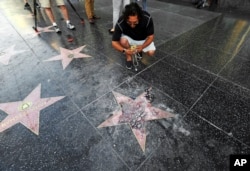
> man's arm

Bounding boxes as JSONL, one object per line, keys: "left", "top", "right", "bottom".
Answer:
{"left": 112, "top": 41, "right": 126, "bottom": 53}
{"left": 142, "top": 34, "right": 154, "bottom": 49}
{"left": 136, "top": 34, "right": 154, "bottom": 52}
{"left": 112, "top": 41, "right": 137, "bottom": 56}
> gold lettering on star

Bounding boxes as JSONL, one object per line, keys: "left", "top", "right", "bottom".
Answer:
{"left": 18, "top": 101, "right": 48, "bottom": 113}
{"left": 19, "top": 102, "right": 32, "bottom": 111}
{"left": 68, "top": 54, "right": 74, "bottom": 58}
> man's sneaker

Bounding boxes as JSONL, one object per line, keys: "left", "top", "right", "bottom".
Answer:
{"left": 24, "top": 3, "right": 31, "bottom": 10}
{"left": 126, "top": 61, "right": 132, "bottom": 70}
{"left": 67, "top": 23, "right": 75, "bottom": 30}
{"left": 53, "top": 25, "right": 61, "bottom": 33}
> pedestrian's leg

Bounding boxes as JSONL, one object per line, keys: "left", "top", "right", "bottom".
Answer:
{"left": 112, "top": 0, "right": 122, "bottom": 29}
{"left": 85, "top": 0, "right": 94, "bottom": 23}
{"left": 59, "top": 5, "right": 69, "bottom": 21}
{"left": 109, "top": 0, "right": 129, "bottom": 32}
{"left": 59, "top": 5, "right": 75, "bottom": 29}
{"left": 44, "top": 8, "right": 61, "bottom": 32}
{"left": 85, "top": 0, "right": 92, "bottom": 19}
{"left": 142, "top": 0, "right": 147, "bottom": 11}
{"left": 124, "top": 0, "right": 130, "bottom": 7}
{"left": 91, "top": 0, "right": 94, "bottom": 16}
{"left": 44, "top": 8, "right": 56, "bottom": 24}
{"left": 40, "top": 0, "right": 56, "bottom": 24}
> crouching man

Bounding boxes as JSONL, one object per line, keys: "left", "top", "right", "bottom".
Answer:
{"left": 112, "top": 2, "right": 155, "bottom": 70}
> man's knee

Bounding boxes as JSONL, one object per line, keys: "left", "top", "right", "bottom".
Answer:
{"left": 146, "top": 50, "right": 155, "bottom": 56}
{"left": 120, "top": 38, "right": 129, "bottom": 47}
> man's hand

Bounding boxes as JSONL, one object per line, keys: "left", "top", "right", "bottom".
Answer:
{"left": 125, "top": 49, "right": 136, "bottom": 55}
{"left": 136, "top": 45, "right": 143, "bottom": 53}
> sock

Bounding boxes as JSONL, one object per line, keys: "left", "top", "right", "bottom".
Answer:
{"left": 66, "top": 20, "right": 70, "bottom": 24}
{"left": 52, "top": 22, "right": 57, "bottom": 26}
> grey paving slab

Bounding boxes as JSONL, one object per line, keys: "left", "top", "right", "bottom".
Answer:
{"left": 172, "top": 42, "right": 234, "bottom": 74}
{"left": 137, "top": 60, "right": 210, "bottom": 108}
{"left": 191, "top": 85, "right": 250, "bottom": 146}
{"left": 212, "top": 77, "right": 250, "bottom": 104}
{"left": 137, "top": 112, "right": 250, "bottom": 171}
{"left": 237, "top": 38, "right": 250, "bottom": 60}
{"left": 219, "top": 55, "right": 250, "bottom": 90}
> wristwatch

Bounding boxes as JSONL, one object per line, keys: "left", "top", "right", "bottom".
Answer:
{"left": 122, "top": 49, "right": 126, "bottom": 54}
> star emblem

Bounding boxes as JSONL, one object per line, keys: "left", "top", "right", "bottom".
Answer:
{"left": 44, "top": 45, "right": 92, "bottom": 69}
{"left": 98, "top": 90, "right": 175, "bottom": 152}
{"left": 0, "top": 45, "right": 26, "bottom": 65}
{"left": 36, "top": 25, "right": 56, "bottom": 34}
{"left": 24, "top": 26, "right": 56, "bottom": 38}
{"left": 0, "top": 84, "right": 65, "bottom": 135}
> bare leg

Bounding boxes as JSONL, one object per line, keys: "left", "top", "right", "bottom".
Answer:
{"left": 146, "top": 50, "right": 155, "bottom": 56}
{"left": 59, "top": 5, "right": 69, "bottom": 21}
{"left": 58, "top": 5, "right": 75, "bottom": 29}
{"left": 120, "top": 38, "right": 132, "bottom": 61}
{"left": 44, "top": 8, "right": 56, "bottom": 24}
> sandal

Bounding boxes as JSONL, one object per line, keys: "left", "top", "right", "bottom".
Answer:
{"left": 93, "top": 15, "right": 100, "bottom": 19}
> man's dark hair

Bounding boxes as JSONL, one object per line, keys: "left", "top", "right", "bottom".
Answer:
{"left": 122, "top": 2, "right": 143, "bottom": 21}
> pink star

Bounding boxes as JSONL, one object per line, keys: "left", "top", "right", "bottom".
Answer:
{"left": 44, "top": 45, "right": 92, "bottom": 69}
{"left": 36, "top": 25, "right": 56, "bottom": 34}
{"left": 0, "top": 45, "right": 26, "bottom": 65}
{"left": 0, "top": 84, "right": 65, "bottom": 135}
{"left": 28, "top": 26, "right": 57, "bottom": 38}
{"left": 98, "top": 89, "right": 175, "bottom": 152}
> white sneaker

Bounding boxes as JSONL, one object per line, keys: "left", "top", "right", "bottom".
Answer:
{"left": 67, "top": 23, "right": 75, "bottom": 30}
{"left": 53, "top": 25, "right": 61, "bottom": 33}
